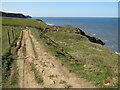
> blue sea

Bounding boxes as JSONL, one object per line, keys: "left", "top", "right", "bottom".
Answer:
{"left": 34, "top": 17, "right": 118, "bottom": 53}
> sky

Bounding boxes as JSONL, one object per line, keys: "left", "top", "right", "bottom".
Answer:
{"left": 1, "top": 2, "right": 118, "bottom": 17}
{"left": 2, "top": 0, "right": 119, "bottom": 2}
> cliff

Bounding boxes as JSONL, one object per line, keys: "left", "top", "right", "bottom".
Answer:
{"left": 0, "top": 11, "right": 32, "bottom": 18}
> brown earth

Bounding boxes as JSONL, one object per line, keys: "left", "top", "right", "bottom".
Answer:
{"left": 17, "top": 29, "right": 96, "bottom": 88}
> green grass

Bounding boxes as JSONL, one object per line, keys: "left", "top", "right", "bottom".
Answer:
{"left": 45, "top": 31, "right": 118, "bottom": 67}
{"left": 2, "top": 17, "right": 50, "bottom": 29}
{"left": 2, "top": 25, "right": 24, "bottom": 88}
{"left": 2, "top": 42, "right": 19, "bottom": 88}
{"left": 22, "top": 45, "right": 26, "bottom": 56}
{"left": 6, "top": 60, "right": 18, "bottom": 88}
{"left": 29, "top": 62, "right": 43, "bottom": 84}
{"left": 30, "top": 28, "right": 119, "bottom": 88}
{"left": 48, "top": 75, "right": 57, "bottom": 79}
{"left": 2, "top": 25, "right": 23, "bottom": 54}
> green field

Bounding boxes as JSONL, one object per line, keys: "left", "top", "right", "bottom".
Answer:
{"left": 2, "top": 17, "right": 49, "bottom": 29}
{"left": 2, "top": 17, "right": 119, "bottom": 88}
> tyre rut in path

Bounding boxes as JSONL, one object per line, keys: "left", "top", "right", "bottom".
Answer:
{"left": 28, "top": 29, "right": 96, "bottom": 88}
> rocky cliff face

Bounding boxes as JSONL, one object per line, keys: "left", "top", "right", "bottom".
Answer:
{"left": 72, "top": 28, "right": 105, "bottom": 45}
{"left": 78, "top": 28, "right": 105, "bottom": 45}
{"left": 0, "top": 11, "right": 32, "bottom": 18}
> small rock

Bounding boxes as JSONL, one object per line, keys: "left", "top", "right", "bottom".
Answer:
{"left": 103, "top": 79, "right": 111, "bottom": 86}
{"left": 53, "top": 81, "right": 56, "bottom": 84}
{"left": 41, "top": 70, "right": 44, "bottom": 73}
{"left": 83, "top": 65, "right": 86, "bottom": 68}
{"left": 44, "top": 52, "right": 47, "bottom": 55}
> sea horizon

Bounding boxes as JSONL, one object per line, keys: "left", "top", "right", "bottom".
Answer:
{"left": 33, "top": 17, "right": 118, "bottom": 18}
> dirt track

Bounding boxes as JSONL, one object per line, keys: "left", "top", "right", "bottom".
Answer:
{"left": 17, "top": 29, "right": 96, "bottom": 88}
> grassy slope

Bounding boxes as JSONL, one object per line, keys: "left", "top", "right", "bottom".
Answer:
{"left": 46, "top": 30, "right": 118, "bottom": 85}
{"left": 31, "top": 28, "right": 118, "bottom": 88}
{"left": 2, "top": 17, "right": 119, "bottom": 88}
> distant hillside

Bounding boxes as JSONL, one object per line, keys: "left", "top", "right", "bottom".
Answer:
{"left": 0, "top": 11, "right": 32, "bottom": 18}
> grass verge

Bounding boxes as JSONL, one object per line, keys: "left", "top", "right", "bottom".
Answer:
{"left": 2, "top": 28, "right": 24, "bottom": 88}
{"left": 29, "top": 62, "right": 43, "bottom": 84}
{"left": 2, "top": 38, "right": 19, "bottom": 88}
{"left": 6, "top": 60, "right": 18, "bottom": 88}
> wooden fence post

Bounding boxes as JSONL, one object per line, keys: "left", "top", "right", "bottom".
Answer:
{"left": 7, "top": 30, "right": 11, "bottom": 45}
{"left": 12, "top": 29, "right": 14, "bottom": 39}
